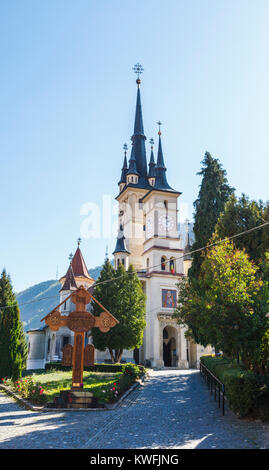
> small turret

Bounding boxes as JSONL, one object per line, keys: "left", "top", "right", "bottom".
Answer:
{"left": 148, "top": 138, "right": 156, "bottom": 187}
{"left": 126, "top": 145, "right": 139, "bottom": 185}
{"left": 118, "top": 144, "right": 128, "bottom": 192}
{"left": 183, "top": 220, "right": 192, "bottom": 275}
{"left": 113, "top": 224, "right": 130, "bottom": 269}
{"left": 154, "top": 123, "right": 174, "bottom": 191}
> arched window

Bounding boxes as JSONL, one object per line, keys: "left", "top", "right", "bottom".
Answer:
{"left": 146, "top": 258, "right": 149, "bottom": 272}
{"left": 122, "top": 258, "right": 125, "bottom": 266}
{"left": 161, "top": 256, "right": 166, "bottom": 271}
{"left": 170, "top": 258, "right": 175, "bottom": 273}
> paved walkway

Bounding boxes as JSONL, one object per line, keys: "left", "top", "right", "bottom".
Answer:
{"left": 0, "top": 370, "right": 268, "bottom": 449}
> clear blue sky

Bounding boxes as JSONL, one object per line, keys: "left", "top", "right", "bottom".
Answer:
{"left": 1, "top": 0, "right": 269, "bottom": 292}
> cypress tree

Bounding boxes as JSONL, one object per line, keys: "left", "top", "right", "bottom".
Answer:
{"left": 0, "top": 270, "right": 25, "bottom": 379}
{"left": 188, "top": 152, "right": 234, "bottom": 281}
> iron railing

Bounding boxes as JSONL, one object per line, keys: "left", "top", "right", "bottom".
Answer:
{"left": 200, "top": 361, "right": 225, "bottom": 415}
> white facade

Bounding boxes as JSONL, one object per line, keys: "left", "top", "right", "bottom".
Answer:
{"left": 113, "top": 179, "right": 213, "bottom": 369}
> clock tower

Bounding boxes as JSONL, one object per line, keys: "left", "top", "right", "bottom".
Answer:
{"left": 113, "top": 65, "right": 213, "bottom": 368}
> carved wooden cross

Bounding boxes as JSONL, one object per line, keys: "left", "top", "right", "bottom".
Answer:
{"left": 42, "top": 286, "right": 118, "bottom": 390}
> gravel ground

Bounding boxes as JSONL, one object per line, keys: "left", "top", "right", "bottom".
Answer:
{"left": 0, "top": 370, "right": 268, "bottom": 449}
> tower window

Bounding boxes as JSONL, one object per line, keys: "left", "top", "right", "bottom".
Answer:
{"left": 161, "top": 256, "right": 166, "bottom": 271}
{"left": 122, "top": 258, "right": 125, "bottom": 266}
{"left": 170, "top": 258, "right": 175, "bottom": 274}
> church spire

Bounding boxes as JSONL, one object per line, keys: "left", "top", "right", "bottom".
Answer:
{"left": 154, "top": 122, "right": 174, "bottom": 191}
{"left": 148, "top": 138, "right": 156, "bottom": 180}
{"left": 118, "top": 144, "right": 128, "bottom": 185}
{"left": 130, "top": 63, "right": 148, "bottom": 181}
{"left": 127, "top": 144, "right": 139, "bottom": 175}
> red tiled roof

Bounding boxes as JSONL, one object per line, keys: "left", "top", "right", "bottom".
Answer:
{"left": 60, "top": 264, "right": 78, "bottom": 291}
{"left": 71, "top": 247, "right": 93, "bottom": 280}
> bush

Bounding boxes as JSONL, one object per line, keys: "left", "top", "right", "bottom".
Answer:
{"left": 45, "top": 362, "right": 124, "bottom": 373}
{"left": 13, "top": 377, "right": 47, "bottom": 405}
{"left": 122, "top": 363, "right": 141, "bottom": 381}
{"left": 200, "top": 355, "right": 269, "bottom": 418}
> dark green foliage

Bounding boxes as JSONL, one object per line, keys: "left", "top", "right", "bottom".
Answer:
{"left": 174, "top": 241, "right": 269, "bottom": 374}
{"left": 200, "top": 356, "right": 269, "bottom": 418}
{"left": 122, "top": 363, "right": 141, "bottom": 380}
{"left": 18, "top": 321, "right": 28, "bottom": 369}
{"left": 188, "top": 152, "right": 234, "bottom": 280}
{"left": 11, "top": 354, "right": 22, "bottom": 382}
{"left": 91, "top": 261, "right": 146, "bottom": 363}
{"left": 45, "top": 362, "right": 124, "bottom": 373}
{"left": 215, "top": 194, "right": 269, "bottom": 265}
{"left": 0, "top": 270, "right": 25, "bottom": 379}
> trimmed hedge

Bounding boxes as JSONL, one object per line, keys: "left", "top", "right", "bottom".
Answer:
{"left": 45, "top": 362, "right": 146, "bottom": 376}
{"left": 200, "top": 355, "right": 269, "bottom": 419}
{"left": 45, "top": 362, "right": 123, "bottom": 373}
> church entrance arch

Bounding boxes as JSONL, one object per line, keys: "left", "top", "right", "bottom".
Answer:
{"left": 162, "top": 326, "right": 178, "bottom": 367}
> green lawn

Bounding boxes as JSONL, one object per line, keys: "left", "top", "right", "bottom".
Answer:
{"left": 25, "top": 369, "right": 123, "bottom": 403}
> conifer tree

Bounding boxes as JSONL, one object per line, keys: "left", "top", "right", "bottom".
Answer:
{"left": 91, "top": 261, "right": 146, "bottom": 363}
{"left": 188, "top": 152, "right": 234, "bottom": 281}
{"left": 214, "top": 194, "right": 269, "bottom": 265}
{"left": 0, "top": 270, "right": 25, "bottom": 379}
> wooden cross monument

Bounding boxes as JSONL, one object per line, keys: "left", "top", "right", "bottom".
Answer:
{"left": 41, "top": 286, "right": 118, "bottom": 390}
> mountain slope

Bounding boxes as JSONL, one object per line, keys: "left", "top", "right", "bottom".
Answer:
{"left": 17, "top": 266, "right": 102, "bottom": 333}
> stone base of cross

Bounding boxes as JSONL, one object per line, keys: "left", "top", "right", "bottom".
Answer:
{"left": 42, "top": 286, "right": 118, "bottom": 390}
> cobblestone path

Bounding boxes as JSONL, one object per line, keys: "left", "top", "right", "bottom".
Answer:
{"left": 0, "top": 370, "right": 268, "bottom": 449}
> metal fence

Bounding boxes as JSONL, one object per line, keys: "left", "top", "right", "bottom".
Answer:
{"left": 200, "top": 361, "right": 225, "bottom": 415}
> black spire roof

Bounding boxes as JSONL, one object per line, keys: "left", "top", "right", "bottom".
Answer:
{"left": 129, "top": 81, "right": 149, "bottom": 188}
{"left": 118, "top": 154, "right": 128, "bottom": 184}
{"left": 126, "top": 145, "right": 139, "bottom": 176}
{"left": 154, "top": 133, "right": 175, "bottom": 191}
{"left": 112, "top": 225, "right": 130, "bottom": 254}
{"left": 148, "top": 139, "right": 156, "bottom": 178}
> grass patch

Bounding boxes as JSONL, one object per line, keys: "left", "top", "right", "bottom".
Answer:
{"left": 2, "top": 363, "right": 145, "bottom": 406}
{"left": 26, "top": 369, "right": 123, "bottom": 403}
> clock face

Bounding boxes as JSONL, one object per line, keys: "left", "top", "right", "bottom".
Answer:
{"left": 159, "top": 214, "right": 174, "bottom": 232}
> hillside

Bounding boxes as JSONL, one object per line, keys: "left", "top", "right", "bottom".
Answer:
{"left": 17, "top": 266, "right": 102, "bottom": 333}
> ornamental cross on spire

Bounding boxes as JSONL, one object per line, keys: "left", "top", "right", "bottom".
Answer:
{"left": 133, "top": 63, "right": 144, "bottom": 86}
{"left": 123, "top": 143, "right": 128, "bottom": 155}
{"left": 157, "top": 121, "right": 162, "bottom": 135}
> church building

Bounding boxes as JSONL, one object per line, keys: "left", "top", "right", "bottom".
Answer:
{"left": 112, "top": 65, "right": 212, "bottom": 368}
{"left": 26, "top": 66, "right": 212, "bottom": 370}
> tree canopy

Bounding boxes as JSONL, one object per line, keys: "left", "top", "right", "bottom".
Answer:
{"left": 0, "top": 269, "right": 27, "bottom": 380}
{"left": 214, "top": 193, "right": 269, "bottom": 265}
{"left": 188, "top": 152, "right": 234, "bottom": 281}
{"left": 174, "top": 241, "right": 269, "bottom": 374}
{"left": 91, "top": 260, "right": 146, "bottom": 363}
